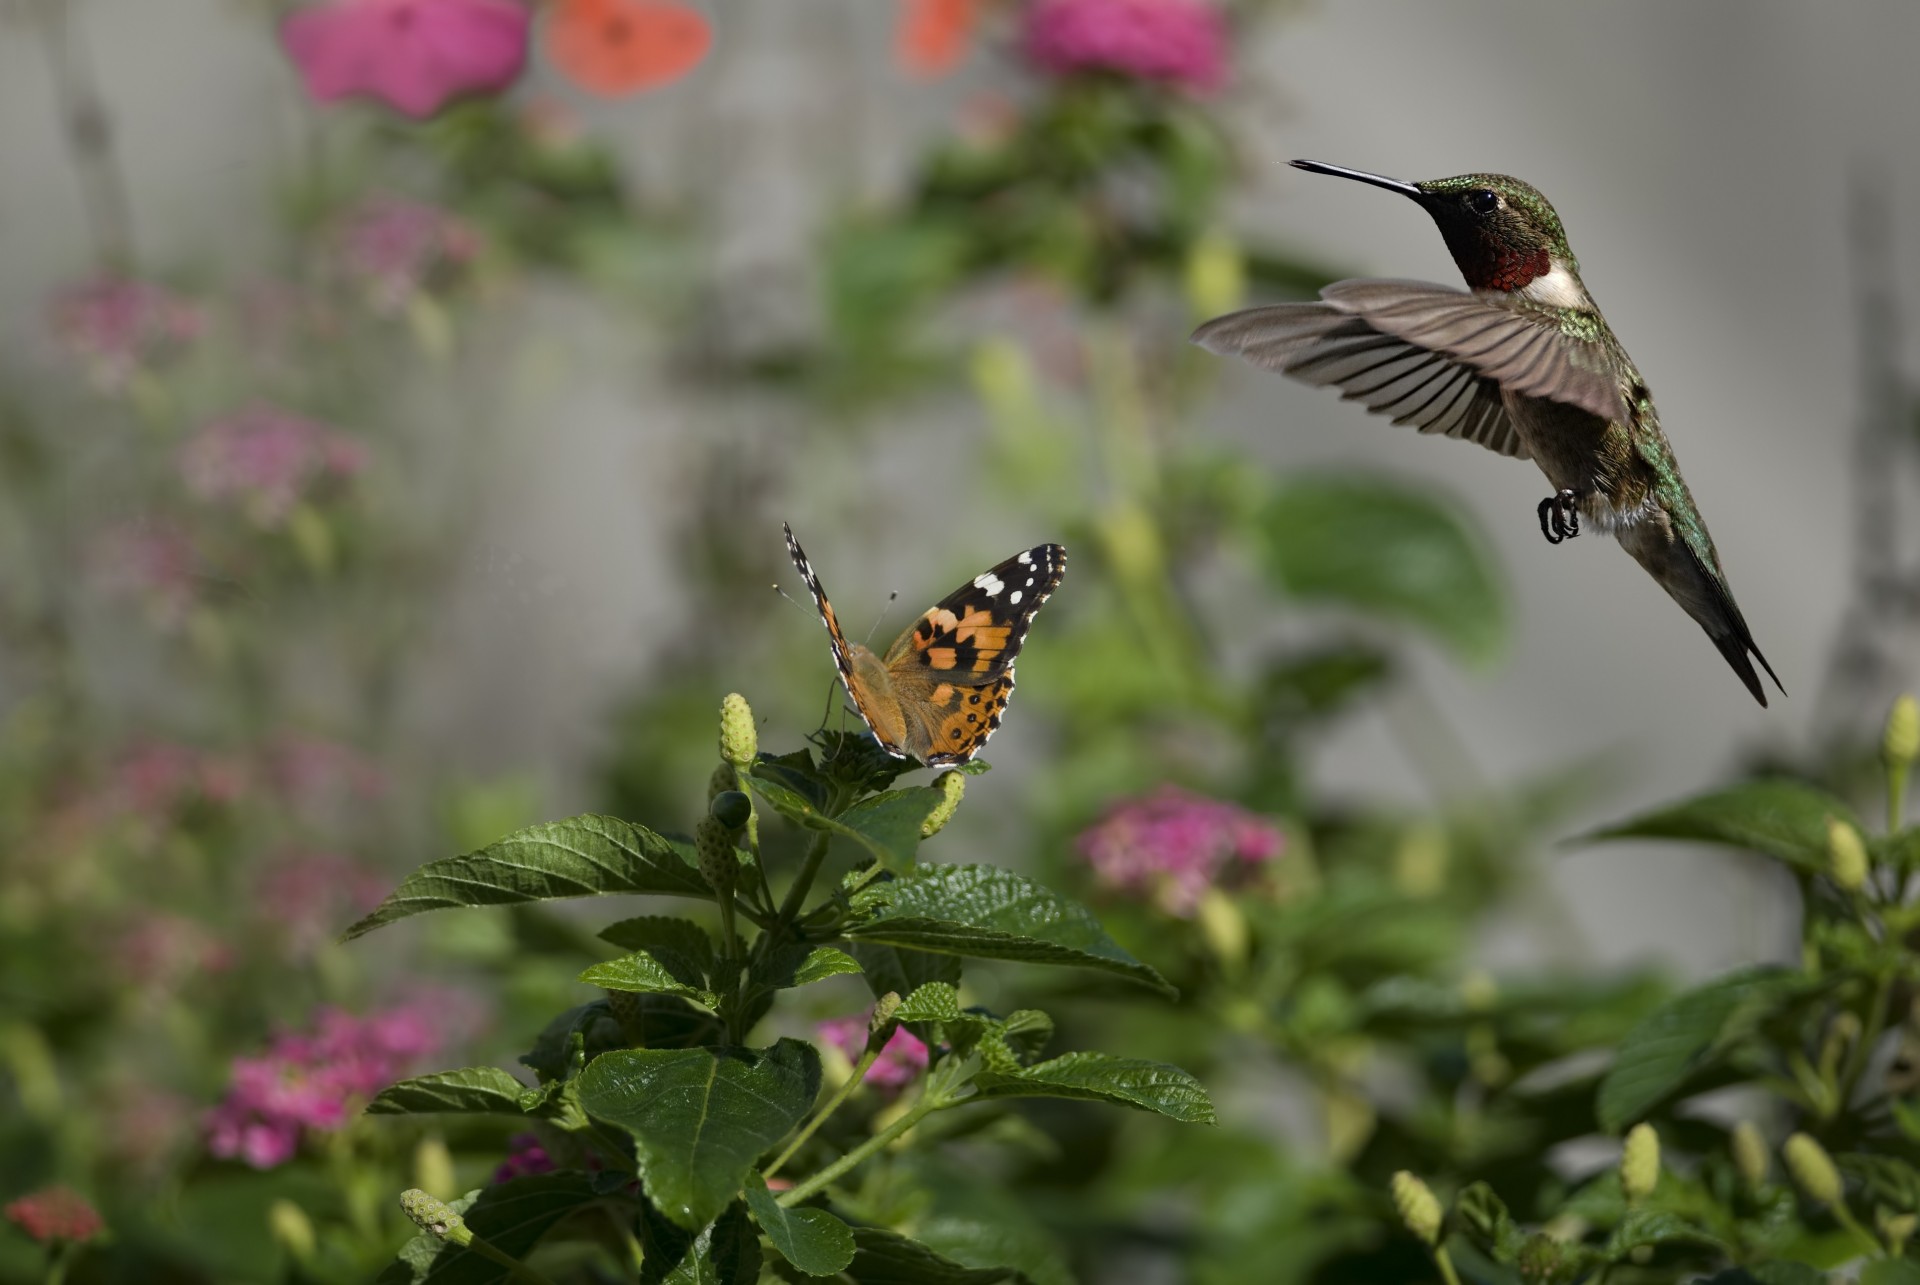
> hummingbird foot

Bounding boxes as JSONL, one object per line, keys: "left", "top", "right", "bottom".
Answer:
{"left": 1538, "top": 490, "right": 1582, "bottom": 545}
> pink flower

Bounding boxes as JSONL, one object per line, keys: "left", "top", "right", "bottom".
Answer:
{"left": 179, "top": 405, "right": 366, "bottom": 526}
{"left": 110, "top": 742, "right": 243, "bottom": 818}
{"left": 257, "top": 851, "right": 390, "bottom": 956}
{"left": 265, "top": 734, "right": 387, "bottom": 811}
{"left": 816, "top": 1014, "right": 929, "bottom": 1092}
{"left": 48, "top": 277, "right": 202, "bottom": 390}
{"left": 1075, "top": 785, "right": 1282, "bottom": 916}
{"left": 4, "top": 1186, "right": 103, "bottom": 1245}
{"left": 91, "top": 521, "right": 200, "bottom": 627}
{"left": 114, "top": 912, "right": 234, "bottom": 992}
{"left": 1021, "top": 0, "right": 1228, "bottom": 94}
{"left": 493, "top": 1132, "right": 556, "bottom": 1183}
{"left": 281, "top": 0, "right": 530, "bottom": 119}
{"left": 337, "top": 196, "right": 480, "bottom": 313}
{"left": 206, "top": 1005, "right": 444, "bottom": 1168}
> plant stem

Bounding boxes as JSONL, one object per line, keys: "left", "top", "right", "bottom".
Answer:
{"left": 1839, "top": 970, "right": 1894, "bottom": 1109}
{"left": 1432, "top": 1244, "right": 1464, "bottom": 1285}
{"left": 777, "top": 833, "right": 831, "bottom": 923}
{"left": 775, "top": 1089, "right": 940, "bottom": 1208}
{"left": 1890, "top": 761, "right": 1908, "bottom": 836}
{"left": 1831, "top": 1200, "right": 1886, "bottom": 1260}
{"left": 763, "top": 1043, "right": 882, "bottom": 1181}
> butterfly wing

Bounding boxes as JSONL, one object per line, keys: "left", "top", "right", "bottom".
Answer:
{"left": 882, "top": 543, "right": 1067, "bottom": 766}
{"left": 785, "top": 523, "right": 910, "bottom": 757}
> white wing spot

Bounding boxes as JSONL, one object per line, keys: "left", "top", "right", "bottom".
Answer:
{"left": 973, "top": 572, "right": 1004, "bottom": 596}
{"left": 1009, "top": 590, "right": 1023, "bottom": 604}
{"left": 1017, "top": 551, "right": 1032, "bottom": 564}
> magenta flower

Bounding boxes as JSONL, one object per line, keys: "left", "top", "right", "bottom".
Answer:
{"left": 258, "top": 851, "right": 390, "bottom": 956}
{"left": 281, "top": 0, "right": 530, "bottom": 119}
{"left": 206, "top": 1005, "right": 443, "bottom": 1169}
{"left": 4, "top": 1186, "right": 103, "bottom": 1245}
{"left": 816, "top": 1014, "right": 930, "bottom": 1092}
{"left": 1021, "top": 0, "right": 1228, "bottom": 94}
{"left": 337, "top": 196, "right": 481, "bottom": 313}
{"left": 493, "top": 1132, "right": 557, "bottom": 1184}
{"left": 114, "top": 912, "right": 234, "bottom": 992}
{"left": 48, "top": 277, "right": 202, "bottom": 391}
{"left": 1075, "top": 785, "right": 1283, "bottom": 916}
{"left": 179, "top": 404, "right": 367, "bottom": 527}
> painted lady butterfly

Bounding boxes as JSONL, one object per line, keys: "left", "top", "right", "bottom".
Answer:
{"left": 784, "top": 524, "right": 1066, "bottom": 767}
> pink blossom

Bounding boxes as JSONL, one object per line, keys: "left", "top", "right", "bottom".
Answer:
{"left": 1075, "top": 785, "right": 1283, "bottom": 916}
{"left": 257, "top": 851, "right": 390, "bottom": 956}
{"left": 4, "top": 1186, "right": 103, "bottom": 1245}
{"left": 91, "top": 521, "right": 200, "bottom": 626}
{"left": 111, "top": 742, "right": 244, "bottom": 818}
{"left": 114, "top": 912, "right": 234, "bottom": 991}
{"left": 48, "top": 277, "right": 202, "bottom": 390}
{"left": 338, "top": 196, "right": 481, "bottom": 313}
{"left": 179, "top": 405, "right": 366, "bottom": 526}
{"left": 281, "top": 0, "right": 530, "bottom": 119}
{"left": 206, "top": 1005, "right": 444, "bottom": 1169}
{"left": 1021, "top": 0, "right": 1228, "bottom": 94}
{"left": 493, "top": 1132, "right": 556, "bottom": 1183}
{"left": 816, "top": 1014, "right": 929, "bottom": 1092}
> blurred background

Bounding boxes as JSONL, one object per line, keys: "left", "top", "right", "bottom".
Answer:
{"left": 3, "top": 0, "right": 1919, "bottom": 1280}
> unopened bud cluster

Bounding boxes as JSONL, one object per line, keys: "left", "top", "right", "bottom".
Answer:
{"left": 1731, "top": 1121, "right": 1769, "bottom": 1188}
{"left": 1886, "top": 694, "right": 1919, "bottom": 768}
{"left": 400, "top": 1188, "right": 465, "bottom": 1241}
{"left": 1784, "top": 1132, "right": 1843, "bottom": 1206}
{"left": 921, "top": 771, "right": 965, "bottom": 838}
{"left": 1826, "top": 817, "right": 1869, "bottom": 893}
{"left": 1620, "top": 1123, "right": 1660, "bottom": 1203}
{"left": 868, "top": 991, "right": 903, "bottom": 1048}
{"left": 1390, "top": 1170, "right": 1443, "bottom": 1247}
{"left": 719, "top": 693, "right": 756, "bottom": 770}
{"left": 695, "top": 816, "right": 738, "bottom": 897}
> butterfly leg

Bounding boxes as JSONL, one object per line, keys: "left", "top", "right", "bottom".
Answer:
{"left": 1537, "top": 489, "right": 1582, "bottom": 545}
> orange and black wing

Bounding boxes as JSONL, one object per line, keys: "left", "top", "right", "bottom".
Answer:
{"left": 785, "top": 523, "right": 909, "bottom": 757}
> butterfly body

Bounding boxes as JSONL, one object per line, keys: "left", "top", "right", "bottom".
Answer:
{"left": 785, "top": 525, "right": 1065, "bottom": 767}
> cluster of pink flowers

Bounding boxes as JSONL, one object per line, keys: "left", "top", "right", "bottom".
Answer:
{"left": 113, "top": 912, "right": 235, "bottom": 992}
{"left": 338, "top": 196, "right": 481, "bottom": 313}
{"left": 205, "top": 1005, "right": 443, "bottom": 1168}
{"left": 4, "top": 1186, "right": 103, "bottom": 1245}
{"left": 493, "top": 1132, "right": 557, "bottom": 1184}
{"left": 47, "top": 277, "right": 202, "bottom": 390}
{"left": 90, "top": 521, "right": 201, "bottom": 627}
{"left": 816, "top": 1013, "right": 929, "bottom": 1093}
{"left": 1021, "top": 0, "right": 1229, "bottom": 94}
{"left": 256, "top": 851, "right": 390, "bottom": 955}
{"left": 281, "top": 0, "right": 530, "bottom": 119}
{"left": 179, "top": 404, "right": 367, "bottom": 527}
{"left": 1075, "top": 785, "right": 1283, "bottom": 916}
{"left": 111, "top": 741, "right": 247, "bottom": 818}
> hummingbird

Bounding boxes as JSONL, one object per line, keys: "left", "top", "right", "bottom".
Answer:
{"left": 1191, "top": 159, "right": 1781, "bottom": 706}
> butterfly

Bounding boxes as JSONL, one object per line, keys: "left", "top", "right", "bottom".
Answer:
{"left": 784, "top": 523, "right": 1066, "bottom": 768}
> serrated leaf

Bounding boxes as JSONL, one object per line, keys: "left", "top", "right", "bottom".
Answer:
{"left": 1454, "top": 1182, "right": 1526, "bottom": 1264}
{"left": 744, "top": 1176, "right": 855, "bottom": 1276}
{"left": 600, "top": 917, "right": 717, "bottom": 973}
{"left": 1597, "top": 965, "right": 1804, "bottom": 1131}
{"left": 575, "top": 1040, "right": 820, "bottom": 1230}
{"left": 848, "top": 942, "right": 961, "bottom": 1002}
{"left": 1580, "top": 780, "right": 1859, "bottom": 875}
{"left": 581, "top": 950, "right": 719, "bottom": 1010}
{"left": 638, "top": 1196, "right": 761, "bottom": 1285}
{"left": 377, "top": 1173, "right": 600, "bottom": 1284}
{"left": 843, "top": 864, "right": 1172, "bottom": 996}
{"left": 1258, "top": 475, "right": 1506, "bottom": 664}
{"left": 367, "top": 1067, "right": 529, "bottom": 1116}
{"left": 754, "top": 943, "right": 863, "bottom": 992}
{"left": 829, "top": 789, "right": 944, "bottom": 870}
{"left": 1605, "top": 1208, "right": 1717, "bottom": 1258}
{"left": 972, "top": 1052, "right": 1215, "bottom": 1124}
{"left": 347, "top": 815, "right": 710, "bottom": 938}
{"left": 845, "top": 1227, "right": 1020, "bottom": 1284}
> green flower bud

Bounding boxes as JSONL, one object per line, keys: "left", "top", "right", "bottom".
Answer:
{"left": 921, "top": 770, "right": 965, "bottom": 839}
{"left": 718, "top": 693, "right": 756, "bottom": 771}
{"left": 1880, "top": 1208, "right": 1918, "bottom": 1256}
{"left": 1390, "top": 1170, "right": 1443, "bottom": 1247}
{"left": 1784, "top": 1132, "right": 1843, "bottom": 1205}
{"left": 1731, "top": 1120, "right": 1769, "bottom": 1188}
{"left": 1827, "top": 816, "right": 1869, "bottom": 892}
{"left": 1620, "top": 1123, "right": 1660, "bottom": 1203}
{"left": 710, "top": 789, "right": 752, "bottom": 831}
{"left": 605, "top": 988, "right": 646, "bottom": 1041}
{"left": 268, "top": 1199, "right": 316, "bottom": 1263}
{"left": 707, "top": 761, "right": 737, "bottom": 805}
{"left": 413, "top": 1136, "right": 456, "bottom": 1201}
{"left": 1516, "top": 1233, "right": 1565, "bottom": 1280}
{"left": 400, "top": 1189, "right": 468, "bottom": 1243}
{"left": 1195, "top": 887, "right": 1249, "bottom": 969}
{"left": 1886, "top": 694, "right": 1920, "bottom": 768}
{"left": 695, "top": 816, "right": 738, "bottom": 897}
{"left": 868, "top": 991, "right": 903, "bottom": 1048}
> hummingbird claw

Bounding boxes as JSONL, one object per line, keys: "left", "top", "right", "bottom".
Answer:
{"left": 1538, "top": 489, "right": 1581, "bottom": 545}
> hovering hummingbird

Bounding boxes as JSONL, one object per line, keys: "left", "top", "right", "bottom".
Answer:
{"left": 1192, "top": 159, "right": 1781, "bottom": 706}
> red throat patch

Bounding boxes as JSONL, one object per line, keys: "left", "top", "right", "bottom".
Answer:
{"left": 1466, "top": 245, "right": 1552, "bottom": 292}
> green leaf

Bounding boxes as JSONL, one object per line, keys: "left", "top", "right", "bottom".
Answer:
{"left": 843, "top": 864, "right": 1173, "bottom": 996}
{"left": 377, "top": 1173, "right": 601, "bottom": 1284}
{"left": 844, "top": 1227, "right": 1020, "bottom": 1285}
{"left": 830, "top": 788, "right": 944, "bottom": 871}
{"left": 1597, "top": 965, "right": 1804, "bottom": 1132}
{"left": 1454, "top": 1182, "right": 1526, "bottom": 1264}
{"left": 1695, "top": 1268, "right": 1828, "bottom": 1285}
{"left": 1580, "top": 780, "right": 1859, "bottom": 874}
{"left": 743, "top": 1176, "right": 855, "bottom": 1276}
{"left": 346, "top": 815, "right": 710, "bottom": 939}
{"left": 1862, "top": 1261, "right": 1920, "bottom": 1285}
{"left": 637, "top": 1197, "right": 761, "bottom": 1285}
{"left": 366, "top": 1067, "right": 529, "bottom": 1116}
{"left": 600, "top": 917, "right": 717, "bottom": 974}
{"left": 1258, "top": 475, "right": 1506, "bottom": 663}
{"left": 575, "top": 1040, "right": 820, "bottom": 1230}
{"left": 753, "top": 943, "right": 863, "bottom": 992}
{"left": 1605, "top": 1209, "right": 1717, "bottom": 1258}
{"left": 973, "top": 1052, "right": 1215, "bottom": 1124}
{"left": 847, "top": 942, "right": 961, "bottom": 1002}
{"left": 580, "top": 950, "right": 719, "bottom": 1010}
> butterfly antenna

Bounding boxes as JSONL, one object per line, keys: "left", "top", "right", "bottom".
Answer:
{"left": 770, "top": 582, "right": 815, "bottom": 615}
{"left": 861, "top": 590, "right": 900, "bottom": 648}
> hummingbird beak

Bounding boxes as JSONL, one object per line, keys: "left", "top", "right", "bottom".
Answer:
{"left": 1291, "top": 159, "right": 1427, "bottom": 202}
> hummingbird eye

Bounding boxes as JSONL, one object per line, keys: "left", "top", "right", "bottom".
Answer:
{"left": 1468, "top": 189, "right": 1500, "bottom": 215}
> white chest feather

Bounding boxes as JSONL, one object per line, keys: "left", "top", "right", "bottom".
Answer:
{"left": 1518, "top": 261, "right": 1590, "bottom": 310}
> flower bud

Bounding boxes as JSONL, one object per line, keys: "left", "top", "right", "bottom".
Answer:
{"left": 1784, "top": 1132, "right": 1843, "bottom": 1205}
{"left": 921, "top": 770, "right": 965, "bottom": 839}
{"left": 1620, "top": 1123, "right": 1660, "bottom": 1203}
{"left": 1195, "top": 887, "right": 1249, "bottom": 969}
{"left": 1390, "top": 1170, "right": 1443, "bottom": 1247}
{"left": 707, "top": 761, "right": 737, "bottom": 804}
{"left": 400, "top": 1188, "right": 467, "bottom": 1242}
{"left": 695, "top": 816, "right": 738, "bottom": 897}
{"left": 605, "top": 988, "right": 646, "bottom": 1041}
{"left": 710, "top": 789, "right": 752, "bottom": 831}
{"left": 413, "top": 1136, "right": 456, "bottom": 1199}
{"left": 868, "top": 992, "right": 903, "bottom": 1048}
{"left": 1880, "top": 1209, "right": 1918, "bottom": 1256}
{"left": 1731, "top": 1121, "right": 1769, "bottom": 1188}
{"left": 718, "top": 693, "right": 756, "bottom": 770}
{"left": 268, "top": 1199, "right": 316, "bottom": 1262}
{"left": 1886, "top": 694, "right": 1920, "bottom": 768}
{"left": 1827, "top": 817, "right": 1869, "bottom": 892}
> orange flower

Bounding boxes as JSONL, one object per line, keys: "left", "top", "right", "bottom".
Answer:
{"left": 896, "top": 0, "right": 978, "bottom": 79}
{"left": 543, "top": 0, "right": 710, "bottom": 97}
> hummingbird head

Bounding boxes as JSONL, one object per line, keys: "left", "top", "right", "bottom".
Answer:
{"left": 1293, "top": 160, "right": 1584, "bottom": 302}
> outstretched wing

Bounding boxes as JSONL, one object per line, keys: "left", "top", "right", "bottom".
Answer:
{"left": 785, "top": 522, "right": 858, "bottom": 686}
{"left": 787, "top": 522, "right": 917, "bottom": 757}
{"left": 1191, "top": 278, "right": 1626, "bottom": 457}
{"left": 885, "top": 543, "right": 1067, "bottom": 767}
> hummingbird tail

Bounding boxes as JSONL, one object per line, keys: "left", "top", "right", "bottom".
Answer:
{"left": 1677, "top": 540, "right": 1784, "bottom": 709}
{"left": 1708, "top": 628, "right": 1783, "bottom": 709}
